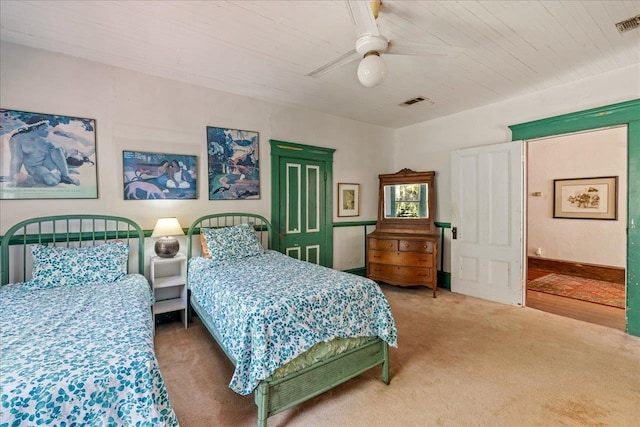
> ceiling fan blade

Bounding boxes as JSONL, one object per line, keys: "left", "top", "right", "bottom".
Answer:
{"left": 346, "top": 0, "right": 379, "bottom": 37}
{"left": 386, "top": 39, "right": 465, "bottom": 57}
{"left": 306, "top": 49, "right": 360, "bottom": 78}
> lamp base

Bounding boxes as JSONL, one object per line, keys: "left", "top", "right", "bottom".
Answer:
{"left": 155, "top": 237, "right": 179, "bottom": 258}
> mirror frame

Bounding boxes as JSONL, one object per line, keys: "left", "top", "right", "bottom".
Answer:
{"left": 377, "top": 169, "right": 436, "bottom": 234}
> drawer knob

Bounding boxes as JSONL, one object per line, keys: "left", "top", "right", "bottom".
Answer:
{"left": 373, "top": 255, "right": 381, "bottom": 259}
{"left": 388, "top": 243, "right": 393, "bottom": 247}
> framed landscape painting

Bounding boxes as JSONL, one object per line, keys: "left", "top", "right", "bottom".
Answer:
{"left": 553, "top": 176, "right": 617, "bottom": 220}
{"left": 206, "top": 126, "right": 259, "bottom": 200}
{"left": 0, "top": 109, "right": 97, "bottom": 199}
{"left": 123, "top": 150, "right": 197, "bottom": 200}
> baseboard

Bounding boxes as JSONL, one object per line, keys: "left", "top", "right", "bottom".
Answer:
{"left": 344, "top": 267, "right": 366, "bottom": 277}
{"left": 528, "top": 257, "right": 625, "bottom": 285}
{"left": 438, "top": 271, "right": 451, "bottom": 290}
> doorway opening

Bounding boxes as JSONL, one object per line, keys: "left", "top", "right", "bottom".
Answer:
{"left": 525, "top": 126, "right": 627, "bottom": 330}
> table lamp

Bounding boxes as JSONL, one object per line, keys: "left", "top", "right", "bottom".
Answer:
{"left": 151, "top": 217, "right": 185, "bottom": 258}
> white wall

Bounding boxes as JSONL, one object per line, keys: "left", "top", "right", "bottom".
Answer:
{"left": 527, "top": 126, "right": 627, "bottom": 267}
{"left": 394, "top": 63, "right": 640, "bottom": 272}
{"left": 3, "top": 42, "right": 639, "bottom": 273}
{"left": 0, "top": 42, "right": 395, "bottom": 270}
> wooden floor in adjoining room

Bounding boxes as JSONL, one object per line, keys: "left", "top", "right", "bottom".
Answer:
{"left": 526, "top": 269, "right": 626, "bottom": 331}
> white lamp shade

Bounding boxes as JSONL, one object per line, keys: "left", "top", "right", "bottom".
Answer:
{"left": 357, "top": 54, "right": 387, "bottom": 88}
{"left": 151, "top": 217, "right": 185, "bottom": 237}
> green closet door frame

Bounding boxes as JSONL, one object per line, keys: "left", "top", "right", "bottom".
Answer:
{"left": 270, "top": 140, "right": 335, "bottom": 268}
{"left": 509, "top": 98, "right": 640, "bottom": 336}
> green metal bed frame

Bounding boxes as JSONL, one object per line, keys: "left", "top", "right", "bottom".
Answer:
{"left": 187, "top": 213, "right": 390, "bottom": 427}
{"left": 1, "top": 214, "right": 145, "bottom": 286}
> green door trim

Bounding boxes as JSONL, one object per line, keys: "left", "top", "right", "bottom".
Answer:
{"left": 270, "top": 140, "right": 336, "bottom": 268}
{"left": 509, "top": 98, "right": 640, "bottom": 336}
{"left": 509, "top": 99, "right": 640, "bottom": 140}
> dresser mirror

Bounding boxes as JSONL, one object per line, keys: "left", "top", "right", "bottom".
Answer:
{"left": 377, "top": 169, "right": 436, "bottom": 234}
{"left": 383, "top": 183, "right": 429, "bottom": 219}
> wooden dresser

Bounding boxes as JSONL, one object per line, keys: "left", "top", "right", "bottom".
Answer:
{"left": 367, "top": 169, "right": 439, "bottom": 297}
{"left": 367, "top": 231, "right": 438, "bottom": 297}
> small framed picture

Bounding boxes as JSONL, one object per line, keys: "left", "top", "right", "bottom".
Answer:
{"left": 553, "top": 176, "right": 617, "bottom": 220}
{"left": 123, "top": 150, "right": 197, "bottom": 200}
{"left": 338, "top": 183, "right": 360, "bottom": 217}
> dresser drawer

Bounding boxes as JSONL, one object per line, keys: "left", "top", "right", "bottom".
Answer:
{"left": 368, "top": 250, "right": 434, "bottom": 267}
{"left": 399, "top": 239, "right": 434, "bottom": 253}
{"left": 368, "top": 238, "right": 398, "bottom": 251}
{"left": 368, "top": 263, "right": 433, "bottom": 284}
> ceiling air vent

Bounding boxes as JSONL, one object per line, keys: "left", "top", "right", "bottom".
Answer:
{"left": 615, "top": 15, "right": 640, "bottom": 33}
{"left": 399, "top": 96, "right": 433, "bottom": 107}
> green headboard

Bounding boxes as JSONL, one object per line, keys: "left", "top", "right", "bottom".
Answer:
{"left": 1, "top": 214, "right": 145, "bottom": 286}
{"left": 187, "top": 212, "right": 272, "bottom": 259}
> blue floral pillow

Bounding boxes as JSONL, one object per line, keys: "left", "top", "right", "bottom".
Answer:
{"left": 29, "top": 242, "right": 130, "bottom": 288}
{"left": 201, "top": 224, "right": 264, "bottom": 261}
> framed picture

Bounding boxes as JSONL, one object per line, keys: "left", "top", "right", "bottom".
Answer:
{"left": 206, "top": 126, "right": 259, "bottom": 200}
{"left": 553, "top": 176, "right": 618, "bottom": 220}
{"left": 338, "top": 183, "right": 360, "bottom": 217}
{"left": 0, "top": 108, "right": 97, "bottom": 199}
{"left": 123, "top": 150, "right": 197, "bottom": 200}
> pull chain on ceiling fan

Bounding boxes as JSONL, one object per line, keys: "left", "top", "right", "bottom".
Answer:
{"left": 307, "top": 0, "right": 464, "bottom": 88}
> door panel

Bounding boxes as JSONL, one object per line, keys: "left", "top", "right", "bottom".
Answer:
{"left": 451, "top": 141, "right": 524, "bottom": 306}
{"left": 285, "top": 163, "right": 301, "bottom": 235}
{"left": 306, "top": 165, "right": 320, "bottom": 232}
{"left": 306, "top": 245, "right": 320, "bottom": 264}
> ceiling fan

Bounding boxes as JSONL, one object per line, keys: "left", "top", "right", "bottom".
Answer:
{"left": 307, "top": 0, "right": 464, "bottom": 87}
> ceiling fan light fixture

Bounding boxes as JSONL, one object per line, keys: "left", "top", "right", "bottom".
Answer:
{"left": 357, "top": 52, "right": 386, "bottom": 87}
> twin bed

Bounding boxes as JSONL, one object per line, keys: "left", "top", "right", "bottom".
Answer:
{"left": 0, "top": 215, "right": 178, "bottom": 426}
{"left": 186, "top": 213, "right": 398, "bottom": 426}
{"left": 1, "top": 212, "right": 398, "bottom": 427}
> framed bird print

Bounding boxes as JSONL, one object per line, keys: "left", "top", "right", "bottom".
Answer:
{"left": 206, "top": 126, "right": 259, "bottom": 200}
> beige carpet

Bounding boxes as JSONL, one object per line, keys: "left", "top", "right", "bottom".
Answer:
{"left": 154, "top": 285, "right": 640, "bottom": 427}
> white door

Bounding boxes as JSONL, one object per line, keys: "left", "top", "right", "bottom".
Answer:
{"left": 451, "top": 141, "right": 525, "bottom": 306}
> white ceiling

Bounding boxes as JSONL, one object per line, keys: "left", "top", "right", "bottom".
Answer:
{"left": 1, "top": 1, "right": 639, "bottom": 129}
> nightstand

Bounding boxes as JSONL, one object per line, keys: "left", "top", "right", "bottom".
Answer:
{"left": 150, "top": 253, "right": 187, "bottom": 330}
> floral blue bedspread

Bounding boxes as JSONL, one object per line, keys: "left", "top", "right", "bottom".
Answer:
{"left": 0, "top": 274, "right": 178, "bottom": 426}
{"left": 188, "top": 250, "right": 398, "bottom": 395}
